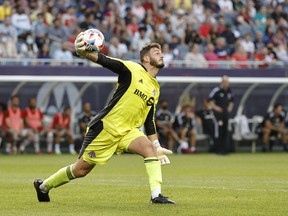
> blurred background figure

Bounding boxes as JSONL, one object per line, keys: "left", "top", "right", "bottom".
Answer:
{"left": 0, "top": 102, "right": 7, "bottom": 150}
{"left": 258, "top": 104, "right": 288, "bottom": 152}
{"left": 20, "top": 97, "right": 44, "bottom": 154}
{"left": 173, "top": 105, "right": 198, "bottom": 154}
{"left": 156, "top": 99, "right": 183, "bottom": 152}
{"left": 49, "top": 107, "right": 76, "bottom": 155}
{"left": 208, "top": 76, "right": 234, "bottom": 155}
{"left": 3, "top": 95, "right": 24, "bottom": 155}
{"left": 78, "top": 102, "right": 96, "bottom": 140}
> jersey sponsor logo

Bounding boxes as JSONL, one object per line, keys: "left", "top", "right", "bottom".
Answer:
{"left": 138, "top": 79, "right": 143, "bottom": 84}
{"left": 134, "top": 89, "right": 154, "bottom": 106}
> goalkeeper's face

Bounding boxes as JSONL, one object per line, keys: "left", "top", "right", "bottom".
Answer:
{"left": 149, "top": 48, "right": 165, "bottom": 69}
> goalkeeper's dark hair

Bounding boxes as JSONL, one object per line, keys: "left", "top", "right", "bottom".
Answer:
{"left": 140, "top": 42, "right": 161, "bottom": 63}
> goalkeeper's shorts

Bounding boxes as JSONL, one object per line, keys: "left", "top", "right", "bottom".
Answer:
{"left": 79, "top": 121, "right": 145, "bottom": 165}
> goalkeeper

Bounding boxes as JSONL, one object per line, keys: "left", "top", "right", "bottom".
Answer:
{"left": 33, "top": 32, "right": 175, "bottom": 204}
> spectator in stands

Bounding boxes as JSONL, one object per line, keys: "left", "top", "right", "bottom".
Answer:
{"left": 254, "top": 6, "right": 268, "bottom": 33}
{"left": 78, "top": 102, "right": 96, "bottom": 139}
{"left": 270, "top": 4, "right": 288, "bottom": 24}
{"left": 254, "top": 31, "right": 266, "bottom": 51}
{"left": 62, "top": 5, "right": 77, "bottom": 34}
{"left": 0, "top": 16, "right": 18, "bottom": 44}
{"left": 218, "top": 0, "right": 234, "bottom": 15}
{"left": 240, "top": 33, "right": 255, "bottom": 59}
{"left": 127, "top": 16, "right": 140, "bottom": 37}
{"left": 173, "top": 105, "right": 198, "bottom": 154}
{"left": 3, "top": 95, "right": 24, "bottom": 155}
{"left": 79, "top": 12, "right": 96, "bottom": 31}
{"left": 204, "top": 0, "right": 221, "bottom": 14}
{"left": 49, "top": 107, "right": 76, "bottom": 155}
{"left": 220, "top": 23, "right": 236, "bottom": 47}
{"left": 273, "top": 41, "right": 288, "bottom": 63}
{"left": 196, "top": 99, "right": 219, "bottom": 152}
{"left": 184, "top": 43, "right": 208, "bottom": 68}
{"left": 0, "top": 102, "right": 7, "bottom": 150}
{"left": 11, "top": 6, "right": 32, "bottom": 36}
{"left": 208, "top": 75, "right": 234, "bottom": 155}
{"left": 204, "top": 43, "right": 219, "bottom": 68}
{"left": 53, "top": 42, "right": 73, "bottom": 63}
{"left": 19, "top": 32, "right": 39, "bottom": 60}
{"left": 183, "top": 23, "right": 202, "bottom": 45}
{"left": 32, "top": 12, "right": 48, "bottom": 50}
{"left": 0, "top": 17, "right": 18, "bottom": 58}
{"left": 131, "top": 25, "right": 151, "bottom": 53}
{"left": 231, "top": 44, "right": 249, "bottom": 68}
{"left": 0, "top": 0, "right": 12, "bottom": 22}
{"left": 38, "top": 43, "right": 51, "bottom": 63}
{"left": 232, "top": 0, "right": 244, "bottom": 11}
{"left": 162, "top": 43, "right": 173, "bottom": 67}
{"left": 156, "top": 99, "right": 183, "bottom": 152}
{"left": 20, "top": 97, "right": 43, "bottom": 154}
{"left": 259, "top": 103, "right": 288, "bottom": 152}
{"left": 192, "top": 0, "right": 205, "bottom": 23}
{"left": 254, "top": 46, "right": 273, "bottom": 68}
{"left": 199, "top": 17, "right": 213, "bottom": 39}
{"left": 207, "top": 25, "right": 220, "bottom": 46}
{"left": 214, "top": 37, "right": 229, "bottom": 60}
{"left": 131, "top": 0, "right": 146, "bottom": 22}
{"left": 174, "top": 37, "right": 190, "bottom": 60}
{"left": 108, "top": 36, "right": 128, "bottom": 59}
{"left": 48, "top": 17, "right": 69, "bottom": 42}
{"left": 169, "top": 8, "right": 187, "bottom": 39}
{"left": 263, "top": 22, "right": 276, "bottom": 44}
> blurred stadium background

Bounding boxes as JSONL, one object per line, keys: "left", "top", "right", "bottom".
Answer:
{"left": 0, "top": 0, "right": 288, "bottom": 153}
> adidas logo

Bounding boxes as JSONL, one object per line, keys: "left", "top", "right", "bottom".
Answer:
{"left": 139, "top": 79, "right": 143, "bottom": 84}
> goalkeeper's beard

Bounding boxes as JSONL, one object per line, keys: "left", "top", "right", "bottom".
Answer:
{"left": 150, "top": 58, "right": 165, "bottom": 69}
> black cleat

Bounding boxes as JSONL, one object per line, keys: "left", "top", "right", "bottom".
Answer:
{"left": 34, "top": 179, "right": 50, "bottom": 202}
{"left": 150, "top": 194, "right": 175, "bottom": 204}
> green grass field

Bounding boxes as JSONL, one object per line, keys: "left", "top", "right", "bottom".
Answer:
{"left": 0, "top": 153, "right": 288, "bottom": 216}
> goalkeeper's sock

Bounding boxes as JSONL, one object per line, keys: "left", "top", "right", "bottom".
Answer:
{"left": 42, "top": 165, "right": 76, "bottom": 192}
{"left": 144, "top": 157, "right": 162, "bottom": 198}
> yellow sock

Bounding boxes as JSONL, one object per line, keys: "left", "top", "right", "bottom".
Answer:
{"left": 44, "top": 165, "right": 75, "bottom": 190}
{"left": 144, "top": 157, "right": 162, "bottom": 196}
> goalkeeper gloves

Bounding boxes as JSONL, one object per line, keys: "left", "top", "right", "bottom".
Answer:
{"left": 74, "top": 32, "right": 86, "bottom": 57}
{"left": 152, "top": 140, "right": 173, "bottom": 166}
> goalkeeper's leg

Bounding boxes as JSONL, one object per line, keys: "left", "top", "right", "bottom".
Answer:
{"left": 34, "top": 158, "right": 95, "bottom": 202}
{"left": 128, "top": 136, "right": 175, "bottom": 204}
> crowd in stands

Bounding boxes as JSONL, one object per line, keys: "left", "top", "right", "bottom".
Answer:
{"left": 0, "top": 0, "right": 288, "bottom": 68}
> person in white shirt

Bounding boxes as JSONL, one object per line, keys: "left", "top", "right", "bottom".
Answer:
{"left": 218, "top": 0, "right": 234, "bottom": 14}
{"left": 184, "top": 44, "right": 208, "bottom": 68}
{"left": 11, "top": 7, "right": 32, "bottom": 36}
{"left": 240, "top": 33, "right": 255, "bottom": 59}
{"left": 108, "top": 37, "right": 128, "bottom": 59}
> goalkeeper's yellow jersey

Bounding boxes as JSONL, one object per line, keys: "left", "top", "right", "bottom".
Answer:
{"left": 88, "top": 54, "right": 160, "bottom": 137}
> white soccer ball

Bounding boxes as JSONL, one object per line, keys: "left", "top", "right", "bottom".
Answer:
{"left": 83, "top": 29, "right": 105, "bottom": 52}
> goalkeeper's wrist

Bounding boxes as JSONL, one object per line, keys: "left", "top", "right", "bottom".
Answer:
{"left": 152, "top": 139, "right": 160, "bottom": 148}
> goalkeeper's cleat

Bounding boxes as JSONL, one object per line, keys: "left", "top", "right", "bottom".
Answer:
{"left": 150, "top": 194, "right": 175, "bottom": 204}
{"left": 34, "top": 179, "right": 50, "bottom": 202}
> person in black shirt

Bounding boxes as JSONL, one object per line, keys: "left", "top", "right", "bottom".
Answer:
{"left": 156, "top": 99, "right": 181, "bottom": 151}
{"left": 78, "top": 102, "right": 97, "bottom": 138}
{"left": 196, "top": 99, "right": 219, "bottom": 152}
{"left": 208, "top": 75, "right": 234, "bottom": 154}
{"left": 173, "top": 105, "right": 197, "bottom": 154}
{"left": 260, "top": 104, "right": 287, "bottom": 152}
